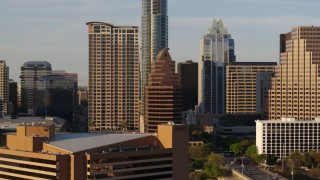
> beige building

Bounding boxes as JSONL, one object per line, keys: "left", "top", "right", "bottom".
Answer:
{"left": 0, "top": 60, "right": 9, "bottom": 116}
{"left": 269, "top": 26, "right": 320, "bottom": 120}
{"left": 0, "top": 122, "right": 188, "bottom": 179}
{"left": 87, "top": 22, "right": 139, "bottom": 131}
{"left": 226, "top": 62, "right": 276, "bottom": 114}
{"left": 144, "top": 48, "right": 182, "bottom": 133}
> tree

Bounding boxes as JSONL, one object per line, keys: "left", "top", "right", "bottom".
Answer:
{"left": 203, "top": 153, "right": 224, "bottom": 179}
{"left": 256, "top": 154, "right": 278, "bottom": 165}
{"left": 230, "top": 143, "right": 243, "bottom": 155}
{"left": 245, "top": 145, "right": 258, "bottom": 160}
{"left": 286, "top": 151, "right": 305, "bottom": 171}
{"left": 305, "top": 151, "right": 320, "bottom": 168}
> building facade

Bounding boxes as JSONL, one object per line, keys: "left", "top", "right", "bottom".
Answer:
{"left": 144, "top": 48, "right": 182, "bottom": 133}
{"left": 198, "top": 19, "right": 236, "bottom": 115}
{"left": 0, "top": 60, "right": 9, "bottom": 116}
{"left": 141, "top": 0, "right": 168, "bottom": 125}
{"left": 87, "top": 22, "right": 139, "bottom": 131}
{"left": 36, "top": 72, "right": 78, "bottom": 128}
{"left": 178, "top": 60, "right": 198, "bottom": 111}
{"left": 269, "top": 26, "right": 320, "bottom": 120}
{"left": 0, "top": 123, "right": 188, "bottom": 180}
{"left": 8, "top": 79, "right": 18, "bottom": 115}
{"left": 226, "top": 62, "right": 276, "bottom": 114}
{"left": 20, "top": 61, "right": 52, "bottom": 115}
{"left": 256, "top": 72, "right": 274, "bottom": 115}
{"left": 256, "top": 118, "right": 320, "bottom": 158}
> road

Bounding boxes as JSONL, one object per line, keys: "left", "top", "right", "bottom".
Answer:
{"left": 224, "top": 156, "right": 287, "bottom": 180}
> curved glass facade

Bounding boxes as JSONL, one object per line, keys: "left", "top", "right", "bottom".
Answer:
{"left": 141, "top": 0, "right": 168, "bottom": 120}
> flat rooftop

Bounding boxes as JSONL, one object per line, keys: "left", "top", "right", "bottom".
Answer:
{"left": 47, "top": 133, "right": 154, "bottom": 153}
{"left": 0, "top": 116, "right": 65, "bottom": 131}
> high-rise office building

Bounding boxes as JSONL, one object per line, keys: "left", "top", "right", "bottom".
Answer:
{"left": 226, "top": 62, "right": 276, "bottom": 114}
{"left": 198, "top": 19, "right": 236, "bottom": 115}
{"left": 268, "top": 26, "right": 320, "bottom": 120}
{"left": 141, "top": 0, "right": 168, "bottom": 124}
{"left": 20, "top": 61, "right": 52, "bottom": 115}
{"left": 0, "top": 60, "right": 9, "bottom": 116}
{"left": 87, "top": 22, "right": 139, "bottom": 131}
{"left": 8, "top": 79, "right": 18, "bottom": 115}
{"left": 145, "top": 48, "right": 182, "bottom": 133}
{"left": 36, "top": 72, "right": 78, "bottom": 128}
{"left": 177, "top": 60, "right": 198, "bottom": 111}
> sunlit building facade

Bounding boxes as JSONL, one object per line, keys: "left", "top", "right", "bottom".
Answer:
{"left": 87, "top": 22, "right": 139, "bottom": 131}
{"left": 226, "top": 62, "right": 276, "bottom": 114}
{"left": 145, "top": 49, "right": 182, "bottom": 133}
{"left": 0, "top": 122, "right": 188, "bottom": 179}
{"left": 0, "top": 60, "right": 9, "bottom": 116}
{"left": 268, "top": 26, "right": 320, "bottom": 120}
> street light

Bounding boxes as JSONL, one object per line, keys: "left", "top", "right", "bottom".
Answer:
{"left": 241, "top": 155, "right": 244, "bottom": 174}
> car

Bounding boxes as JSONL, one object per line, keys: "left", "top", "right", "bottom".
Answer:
{"left": 249, "top": 172, "right": 253, "bottom": 175}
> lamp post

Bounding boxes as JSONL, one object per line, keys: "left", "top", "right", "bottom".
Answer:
{"left": 241, "top": 155, "right": 244, "bottom": 174}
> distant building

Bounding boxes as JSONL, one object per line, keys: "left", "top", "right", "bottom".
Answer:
{"left": 256, "top": 72, "right": 274, "bottom": 115}
{"left": 178, "top": 60, "right": 198, "bottom": 111}
{"left": 226, "top": 62, "right": 276, "bottom": 114}
{"left": 269, "top": 26, "right": 320, "bottom": 120}
{"left": 0, "top": 122, "right": 188, "bottom": 180}
{"left": 36, "top": 72, "right": 78, "bottom": 128}
{"left": 77, "top": 86, "right": 88, "bottom": 106}
{"left": 8, "top": 79, "right": 18, "bottom": 115}
{"left": 20, "top": 61, "right": 52, "bottom": 114}
{"left": 198, "top": 19, "right": 236, "bottom": 115}
{"left": 215, "top": 114, "right": 260, "bottom": 140}
{"left": 87, "top": 22, "right": 139, "bottom": 132}
{"left": 256, "top": 118, "right": 320, "bottom": 158}
{"left": 144, "top": 48, "right": 182, "bottom": 133}
{"left": 0, "top": 60, "right": 9, "bottom": 116}
{"left": 141, "top": 0, "right": 168, "bottom": 125}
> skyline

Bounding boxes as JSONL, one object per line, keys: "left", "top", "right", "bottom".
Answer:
{"left": 0, "top": 0, "right": 319, "bottom": 85}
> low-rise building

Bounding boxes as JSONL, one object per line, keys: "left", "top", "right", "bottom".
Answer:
{"left": 0, "top": 122, "right": 188, "bottom": 179}
{"left": 256, "top": 118, "right": 320, "bottom": 158}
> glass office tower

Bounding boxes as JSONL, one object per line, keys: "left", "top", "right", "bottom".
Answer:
{"left": 198, "top": 19, "right": 236, "bottom": 114}
{"left": 141, "top": 0, "right": 168, "bottom": 131}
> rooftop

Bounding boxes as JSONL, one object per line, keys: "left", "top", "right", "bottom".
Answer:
{"left": 0, "top": 116, "right": 65, "bottom": 131}
{"left": 47, "top": 133, "right": 153, "bottom": 153}
{"left": 229, "top": 62, "right": 277, "bottom": 66}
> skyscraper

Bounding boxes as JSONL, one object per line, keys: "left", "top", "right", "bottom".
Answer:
{"left": 226, "top": 62, "right": 276, "bottom": 114}
{"left": 8, "top": 79, "right": 18, "bottom": 115}
{"left": 0, "top": 60, "right": 8, "bottom": 116}
{"left": 141, "top": 0, "right": 168, "bottom": 125}
{"left": 87, "top": 22, "right": 139, "bottom": 131}
{"left": 20, "top": 61, "right": 52, "bottom": 114}
{"left": 36, "top": 71, "right": 78, "bottom": 129}
{"left": 177, "top": 60, "right": 198, "bottom": 111}
{"left": 198, "top": 19, "right": 236, "bottom": 115}
{"left": 269, "top": 26, "right": 320, "bottom": 120}
{"left": 145, "top": 48, "right": 182, "bottom": 133}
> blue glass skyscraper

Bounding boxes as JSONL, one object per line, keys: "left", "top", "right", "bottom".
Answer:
{"left": 198, "top": 19, "right": 236, "bottom": 114}
{"left": 141, "top": 0, "right": 168, "bottom": 131}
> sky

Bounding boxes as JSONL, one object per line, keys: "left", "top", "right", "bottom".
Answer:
{"left": 0, "top": 0, "right": 319, "bottom": 86}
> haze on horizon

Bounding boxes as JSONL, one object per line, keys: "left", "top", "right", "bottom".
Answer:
{"left": 0, "top": 0, "right": 319, "bottom": 86}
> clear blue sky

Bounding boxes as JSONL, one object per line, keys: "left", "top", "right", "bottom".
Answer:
{"left": 0, "top": 0, "right": 319, "bottom": 85}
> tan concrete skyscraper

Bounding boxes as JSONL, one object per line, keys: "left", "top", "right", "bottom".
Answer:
{"left": 0, "top": 60, "right": 9, "bottom": 116}
{"left": 226, "top": 62, "right": 276, "bottom": 114}
{"left": 269, "top": 26, "right": 320, "bottom": 120}
{"left": 87, "top": 22, "right": 139, "bottom": 131}
{"left": 144, "top": 48, "right": 182, "bottom": 133}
